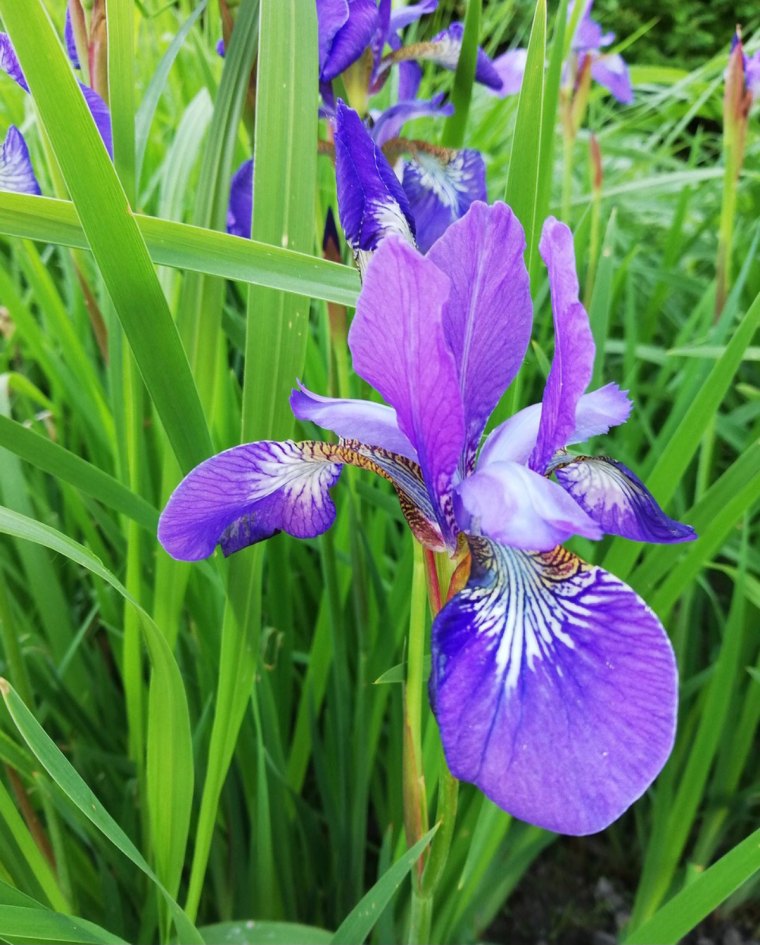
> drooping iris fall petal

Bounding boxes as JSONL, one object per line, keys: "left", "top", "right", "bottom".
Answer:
{"left": 0, "top": 126, "right": 41, "bottom": 194}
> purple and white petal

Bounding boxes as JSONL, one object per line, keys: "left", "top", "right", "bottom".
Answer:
{"left": 488, "top": 48, "right": 527, "bottom": 97}
{"left": 158, "top": 440, "right": 343, "bottom": 561}
{"left": 425, "top": 23, "right": 504, "bottom": 91}
{"left": 389, "top": 0, "right": 438, "bottom": 34}
{"left": 80, "top": 83, "right": 113, "bottom": 157}
{"left": 349, "top": 237, "right": 465, "bottom": 545}
{"left": 590, "top": 53, "right": 633, "bottom": 104}
{"left": 0, "top": 33, "right": 28, "bottom": 92}
{"left": 290, "top": 381, "right": 418, "bottom": 461}
{"left": 65, "top": 5, "right": 81, "bottom": 69}
{"left": 529, "top": 217, "right": 595, "bottom": 474}
{"left": 480, "top": 383, "right": 632, "bottom": 469}
{"left": 427, "top": 201, "right": 531, "bottom": 465}
{"left": 227, "top": 158, "right": 253, "bottom": 239}
{"left": 0, "top": 126, "right": 41, "bottom": 195}
{"left": 554, "top": 456, "right": 697, "bottom": 544}
{"left": 455, "top": 460, "right": 602, "bottom": 551}
{"left": 370, "top": 93, "right": 453, "bottom": 147}
{"left": 402, "top": 148, "right": 486, "bottom": 255}
{"left": 430, "top": 537, "right": 678, "bottom": 835}
{"left": 319, "top": 0, "right": 379, "bottom": 82}
{"left": 334, "top": 101, "right": 416, "bottom": 263}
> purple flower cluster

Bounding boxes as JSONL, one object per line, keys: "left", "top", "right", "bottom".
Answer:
{"left": 159, "top": 197, "right": 694, "bottom": 835}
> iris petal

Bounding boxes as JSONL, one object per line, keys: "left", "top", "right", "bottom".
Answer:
{"left": 530, "top": 217, "right": 596, "bottom": 474}
{"left": 455, "top": 460, "right": 602, "bottom": 550}
{"left": 427, "top": 201, "right": 531, "bottom": 464}
{"left": 349, "top": 236, "right": 465, "bottom": 546}
{"left": 430, "top": 537, "right": 678, "bottom": 835}
{"left": 479, "top": 383, "right": 632, "bottom": 468}
{"left": 427, "top": 23, "right": 503, "bottom": 91}
{"left": 290, "top": 382, "right": 418, "bottom": 461}
{"left": 158, "top": 440, "right": 343, "bottom": 561}
{"left": 0, "top": 32, "right": 28, "bottom": 91}
{"left": 370, "top": 93, "right": 453, "bottom": 148}
{"left": 0, "top": 126, "right": 41, "bottom": 195}
{"left": 80, "top": 83, "right": 113, "bottom": 157}
{"left": 65, "top": 5, "right": 81, "bottom": 69}
{"left": 227, "top": 158, "right": 253, "bottom": 239}
{"left": 489, "top": 48, "right": 527, "bottom": 97}
{"left": 590, "top": 54, "right": 633, "bottom": 105}
{"left": 319, "top": 0, "right": 379, "bottom": 82}
{"left": 402, "top": 148, "right": 486, "bottom": 254}
{"left": 334, "top": 101, "right": 416, "bottom": 267}
{"left": 389, "top": 0, "right": 438, "bottom": 33}
{"left": 554, "top": 455, "right": 697, "bottom": 544}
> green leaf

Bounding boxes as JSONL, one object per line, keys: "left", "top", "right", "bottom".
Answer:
{"left": 199, "top": 921, "right": 333, "bottom": 945}
{"left": 624, "top": 828, "right": 760, "bottom": 945}
{"left": 0, "top": 193, "right": 359, "bottom": 307}
{"left": 0, "top": 507, "right": 200, "bottom": 945}
{"left": 0, "top": 906, "right": 128, "bottom": 945}
{"left": 330, "top": 827, "right": 439, "bottom": 945}
{"left": 441, "top": 0, "right": 481, "bottom": 148}
{"left": 0, "top": 0, "right": 212, "bottom": 472}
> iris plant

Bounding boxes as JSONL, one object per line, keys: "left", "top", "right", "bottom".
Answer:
{"left": 159, "top": 199, "right": 694, "bottom": 835}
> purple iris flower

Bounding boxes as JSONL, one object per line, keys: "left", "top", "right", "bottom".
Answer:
{"left": 334, "top": 100, "right": 486, "bottom": 261}
{"left": 158, "top": 203, "right": 693, "bottom": 834}
{"left": 64, "top": 5, "right": 81, "bottom": 70}
{"left": 492, "top": 0, "right": 633, "bottom": 105}
{"left": 0, "top": 125, "right": 41, "bottom": 195}
{"left": 730, "top": 32, "right": 760, "bottom": 98}
{"left": 227, "top": 158, "right": 253, "bottom": 239}
{"left": 0, "top": 31, "right": 112, "bottom": 158}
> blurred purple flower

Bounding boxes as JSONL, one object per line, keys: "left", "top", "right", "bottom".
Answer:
{"left": 159, "top": 204, "right": 692, "bottom": 834}
{"left": 0, "top": 125, "right": 41, "bottom": 194}
{"left": 493, "top": 0, "right": 633, "bottom": 104}
{"left": 730, "top": 31, "right": 760, "bottom": 98}
{"left": 0, "top": 31, "right": 112, "bottom": 158}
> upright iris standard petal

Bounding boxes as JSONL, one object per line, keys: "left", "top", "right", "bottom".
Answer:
{"left": 746, "top": 49, "right": 760, "bottom": 97}
{"left": 0, "top": 33, "right": 28, "bottom": 91}
{"left": 427, "top": 23, "right": 504, "bottom": 91}
{"left": 479, "top": 383, "right": 632, "bottom": 468}
{"left": 402, "top": 148, "right": 486, "bottom": 254}
{"left": 0, "top": 126, "right": 41, "bottom": 195}
{"left": 348, "top": 237, "right": 465, "bottom": 544}
{"left": 318, "top": 0, "right": 379, "bottom": 82}
{"left": 590, "top": 54, "right": 633, "bottom": 104}
{"left": 334, "top": 101, "right": 416, "bottom": 265}
{"left": 553, "top": 456, "right": 697, "bottom": 544}
{"left": 370, "top": 93, "right": 453, "bottom": 147}
{"left": 290, "top": 382, "right": 418, "bottom": 461}
{"left": 430, "top": 537, "right": 678, "bottom": 835}
{"left": 455, "top": 461, "right": 602, "bottom": 551}
{"left": 530, "top": 217, "right": 596, "bottom": 474}
{"left": 158, "top": 440, "right": 343, "bottom": 561}
{"left": 572, "top": 6, "right": 615, "bottom": 52}
{"left": 227, "top": 158, "right": 253, "bottom": 239}
{"left": 388, "top": 0, "right": 438, "bottom": 33}
{"left": 427, "top": 202, "right": 532, "bottom": 463}
{"left": 65, "top": 6, "right": 81, "bottom": 69}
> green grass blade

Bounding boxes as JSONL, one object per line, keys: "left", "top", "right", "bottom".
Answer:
{"left": 0, "top": 0, "right": 212, "bottom": 472}
{"left": 0, "top": 193, "right": 359, "bottom": 306}
{"left": 505, "top": 0, "right": 546, "bottom": 276}
{"left": 0, "top": 906, "right": 128, "bottom": 945}
{"left": 199, "top": 922, "right": 332, "bottom": 945}
{"left": 624, "top": 827, "right": 760, "bottom": 945}
{"left": 330, "top": 826, "right": 438, "bottom": 945}
{"left": 441, "top": 0, "right": 481, "bottom": 148}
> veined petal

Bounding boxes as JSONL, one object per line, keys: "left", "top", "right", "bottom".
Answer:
{"left": 317, "top": 0, "right": 349, "bottom": 73}
{"left": 0, "top": 32, "right": 29, "bottom": 91}
{"left": 158, "top": 440, "right": 344, "bottom": 561}
{"left": 334, "top": 101, "right": 416, "bottom": 267}
{"left": 455, "top": 460, "right": 602, "bottom": 551}
{"left": 489, "top": 48, "right": 527, "bottom": 97}
{"left": 479, "top": 383, "right": 632, "bottom": 468}
{"left": 0, "top": 126, "right": 41, "bottom": 195}
{"left": 430, "top": 537, "right": 678, "bottom": 835}
{"left": 389, "top": 0, "right": 438, "bottom": 33}
{"left": 65, "top": 5, "right": 81, "bottom": 69}
{"left": 370, "top": 93, "right": 453, "bottom": 147}
{"left": 554, "top": 455, "right": 696, "bottom": 544}
{"left": 530, "top": 217, "right": 595, "bottom": 474}
{"left": 398, "top": 60, "right": 423, "bottom": 101}
{"left": 319, "top": 0, "right": 379, "bottom": 82}
{"left": 227, "top": 158, "right": 253, "bottom": 239}
{"left": 81, "top": 83, "right": 113, "bottom": 157}
{"left": 591, "top": 54, "right": 633, "bottom": 104}
{"left": 427, "top": 201, "right": 531, "bottom": 464}
{"left": 290, "top": 382, "right": 418, "bottom": 461}
{"left": 427, "top": 23, "right": 503, "bottom": 90}
{"left": 402, "top": 147, "right": 486, "bottom": 255}
{"left": 349, "top": 237, "right": 465, "bottom": 545}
